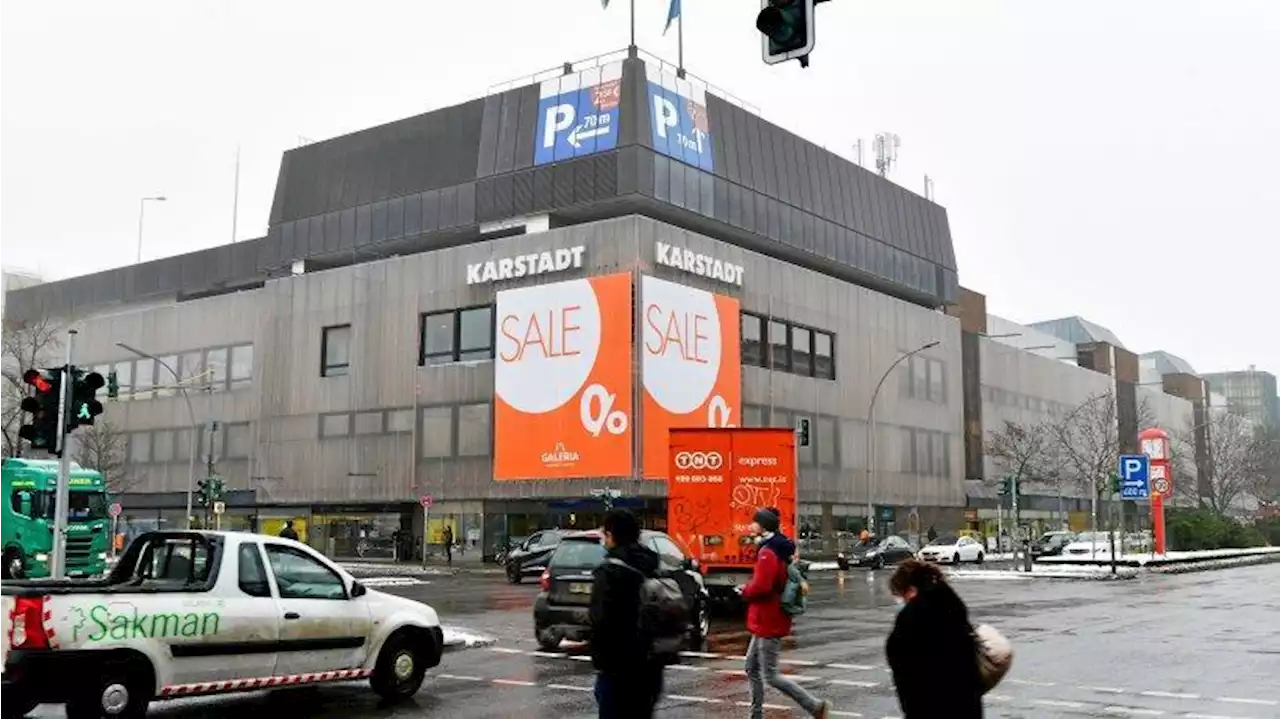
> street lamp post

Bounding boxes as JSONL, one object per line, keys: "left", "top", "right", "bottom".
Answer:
{"left": 117, "top": 342, "right": 198, "bottom": 528}
{"left": 865, "top": 340, "right": 940, "bottom": 534}
{"left": 136, "top": 196, "right": 167, "bottom": 263}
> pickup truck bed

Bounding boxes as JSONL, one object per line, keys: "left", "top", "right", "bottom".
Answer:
{"left": 3, "top": 531, "right": 444, "bottom": 719}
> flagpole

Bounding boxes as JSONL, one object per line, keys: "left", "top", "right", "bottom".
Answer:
{"left": 677, "top": 8, "right": 684, "bottom": 76}
{"left": 630, "top": 0, "right": 636, "bottom": 49}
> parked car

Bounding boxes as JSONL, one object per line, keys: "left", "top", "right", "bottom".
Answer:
{"left": 918, "top": 534, "right": 985, "bottom": 564}
{"left": 1062, "top": 531, "right": 1121, "bottom": 559}
{"left": 1029, "top": 531, "right": 1076, "bottom": 559}
{"left": 532, "top": 529, "right": 709, "bottom": 652}
{"left": 2, "top": 531, "right": 444, "bottom": 719}
{"left": 505, "top": 530, "right": 569, "bottom": 584}
{"left": 837, "top": 535, "right": 917, "bottom": 570}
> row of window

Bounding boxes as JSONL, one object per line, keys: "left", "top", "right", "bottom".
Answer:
{"left": 321, "top": 307, "right": 840, "bottom": 381}
{"left": 124, "top": 422, "right": 252, "bottom": 465}
{"left": 904, "top": 353, "right": 947, "bottom": 405}
{"left": 318, "top": 404, "right": 492, "bottom": 459}
{"left": 981, "top": 385, "right": 1074, "bottom": 416}
{"left": 89, "top": 344, "right": 254, "bottom": 401}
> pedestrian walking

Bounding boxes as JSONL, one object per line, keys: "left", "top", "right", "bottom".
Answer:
{"left": 278, "top": 520, "right": 299, "bottom": 541}
{"left": 740, "top": 507, "right": 831, "bottom": 719}
{"left": 588, "top": 509, "right": 666, "bottom": 718}
{"left": 885, "top": 559, "right": 984, "bottom": 718}
{"left": 442, "top": 524, "right": 454, "bottom": 565}
{"left": 926, "top": 525, "right": 938, "bottom": 543}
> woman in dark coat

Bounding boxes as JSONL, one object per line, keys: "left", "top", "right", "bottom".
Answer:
{"left": 885, "top": 559, "right": 983, "bottom": 718}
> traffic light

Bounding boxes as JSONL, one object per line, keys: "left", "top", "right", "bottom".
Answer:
{"left": 18, "top": 368, "right": 65, "bottom": 453}
{"left": 66, "top": 368, "right": 105, "bottom": 431}
{"left": 197, "top": 476, "right": 224, "bottom": 507}
{"left": 757, "top": 0, "right": 816, "bottom": 68}
{"left": 196, "top": 478, "right": 210, "bottom": 507}
{"left": 795, "top": 417, "right": 811, "bottom": 447}
{"left": 106, "top": 370, "right": 120, "bottom": 400}
{"left": 997, "top": 477, "right": 1011, "bottom": 496}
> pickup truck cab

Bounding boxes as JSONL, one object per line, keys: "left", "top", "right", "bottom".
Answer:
{"left": 2, "top": 531, "right": 444, "bottom": 719}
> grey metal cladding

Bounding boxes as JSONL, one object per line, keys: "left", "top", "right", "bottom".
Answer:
{"left": 476, "top": 93, "right": 502, "bottom": 178}
{"left": 514, "top": 84, "right": 538, "bottom": 170}
{"left": 616, "top": 145, "right": 639, "bottom": 196}
{"left": 619, "top": 57, "right": 648, "bottom": 148}
{"left": 494, "top": 89, "right": 520, "bottom": 174}
{"left": 574, "top": 154, "right": 595, "bottom": 204}
{"left": 532, "top": 165, "right": 554, "bottom": 210}
{"left": 595, "top": 153, "right": 618, "bottom": 198}
{"left": 512, "top": 170, "right": 535, "bottom": 216}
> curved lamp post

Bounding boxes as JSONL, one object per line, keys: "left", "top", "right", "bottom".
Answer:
{"left": 865, "top": 340, "right": 939, "bottom": 534}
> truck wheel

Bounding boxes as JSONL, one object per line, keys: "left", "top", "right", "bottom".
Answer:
{"left": 65, "top": 660, "right": 153, "bottom": 719}
{"left": 2, "top": 548, "right": 24, "bottom": 580}
{"left": 371, "top": 631, "right": 431, "bottom": 701}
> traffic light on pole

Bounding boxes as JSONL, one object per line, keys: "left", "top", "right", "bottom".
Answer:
{"left": 757, "top": 0, "right": 816, "bottom": 68}
{"left": 196, "top": 479, "right": 210, "bottom": 507}
{"left": 66, "top": 367, "right": 105, "bottom": 431}
{"left": 997, "top": 476, "right": 1010, "bottom": 496}
{"left": 18, "top": 368, "right": 64, "bottom": 453}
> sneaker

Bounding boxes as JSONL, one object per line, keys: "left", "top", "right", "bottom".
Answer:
{"left": 812, "top": 700, "right": 831, "bottom": 719}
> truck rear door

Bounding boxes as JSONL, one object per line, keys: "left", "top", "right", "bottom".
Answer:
{"left": 261, "top": 540, "right": 372, "bottom": 676}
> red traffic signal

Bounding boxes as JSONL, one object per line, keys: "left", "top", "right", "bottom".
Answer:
{"left": 22, "top": 368, "right": 54, "bottom": 394}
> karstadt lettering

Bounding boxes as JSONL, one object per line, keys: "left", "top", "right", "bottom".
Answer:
{"left": 467, "top": 246, "right": 586, "bottom": 285}
{"left": 655, "top": 242, "right": 744, "bottom": 286}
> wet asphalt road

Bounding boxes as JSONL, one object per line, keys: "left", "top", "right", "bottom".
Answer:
{"left": 28, "top": 562, "right": 1280, "bottom": 718}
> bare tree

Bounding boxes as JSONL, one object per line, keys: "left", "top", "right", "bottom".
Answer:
{"left": 1173, "top": 412, "right": 1272, "bottom": 515}
{"left": 1049, "top": 388, "right": 1154, "bottom": 530}
{"left": 1, "top": 316, "right": 64, "bottom": 457}
{"left": 985, "top": 418, "right": 1053, "bottom": 491}
{"left": 1253, "top": 425, "right": 1280, "bottom": 506}
{"left": 72, "top": 420, "right": 138, "bottom": 494}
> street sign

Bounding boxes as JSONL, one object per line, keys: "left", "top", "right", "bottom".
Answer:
{"left": 108, "top": 502, "right": 122, "bottom": 518}
{"left": 420, "top": 495, "right": 433, "bottom": 509}
{"left": 1118, "top": 454, "right": 1150, "bottom": 500}
{"left": 212, "top": 501, "right": 226, "bottom": 515}
{"left": 1151, "top": 464, "right": 1172, "bottom": 497}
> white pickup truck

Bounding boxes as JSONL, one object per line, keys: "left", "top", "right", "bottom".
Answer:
{"left": 1, "top": 530, "right": 444, "bottom": 719}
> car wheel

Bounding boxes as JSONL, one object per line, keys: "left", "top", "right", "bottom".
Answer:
{"left": 507, "top": 566, "right": 522, "bottom": 584}
{"left": 688, "top": 600, "right": 710, "bottom": 648}
{"left": 536, "top": 628, "right": 562, "bottom": 652}
{"left": 65, "top": 657, "right": 153, "bottom": 719}
{"left": 873, "top": 556, "right": 885, "bottom": 570}
{"left": 952, "top": 552, "right": 961, "bottom": 564}
{"left": 2, "top": 548, "right": 24, "bottom": 580}
{"left": 371, "top": 630, "right": 432, "bottom": 701}
{"left": 975, "top": 552, "right": 984, "bottom": 565}
{"left": 836, "top": 557, "right": 850, "bottom": 571}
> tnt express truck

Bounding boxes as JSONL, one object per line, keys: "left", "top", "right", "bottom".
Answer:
{"left": 2, "top": 458, "right": 110, "bottom": 580}
{"left": 666, "top": 427, "right": 798, "bottom": 604}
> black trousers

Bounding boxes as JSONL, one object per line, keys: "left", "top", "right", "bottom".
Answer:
{"left": 594, "top": 664, "right": 664, "bottom": 718}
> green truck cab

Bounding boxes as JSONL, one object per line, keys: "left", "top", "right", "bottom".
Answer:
{"left": 1, "top": 458, "right": 110, "bottom": 579}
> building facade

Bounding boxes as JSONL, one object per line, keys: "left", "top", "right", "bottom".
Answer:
{"left": 1202, "top": 369, "right": 1279, "bottom": 429}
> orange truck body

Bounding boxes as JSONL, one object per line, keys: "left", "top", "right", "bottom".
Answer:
{"left": 666, "top": 427, "right": 797, "bottom": 588}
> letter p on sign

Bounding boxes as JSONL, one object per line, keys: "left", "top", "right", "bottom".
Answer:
{"left": 544, "top": 104, "right": 575, "bottom": 148}
{"left": 1123, "top": 457, "right": 1144, "bottom": 478}
{"left": 653, "top": 96, "right": 677, "bottom": 139}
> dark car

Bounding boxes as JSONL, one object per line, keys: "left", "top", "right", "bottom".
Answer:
{"left": 532, "top": 529, "right": 710, "bottom": 652}
{"left": 1030, "top": 531, "right": 1076, "bottom": 559}
{"left": 505, "top": 530, "right": 569, "bottom": 584}
{"left": 836, "top": 535, "right": 917, "bottom": 570}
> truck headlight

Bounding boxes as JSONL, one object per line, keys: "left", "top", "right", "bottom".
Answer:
{"left": 34, "top": 553, "right": 49, "bottom": 562}
{"left": 98, "top": 552, "right": 108, "bottom": 560}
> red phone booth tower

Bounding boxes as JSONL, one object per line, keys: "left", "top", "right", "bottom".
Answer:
{"left": 1139, "top": 428, "right": 1173, "bottom": 555}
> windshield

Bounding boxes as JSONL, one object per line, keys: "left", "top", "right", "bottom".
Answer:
{"left": 18, "top": 490, "right": 108, "bottom": 522}
{"left": 550, "top": 539, "right": 606, "bottom": 568}
{"left": 1040, "top": 532, "right": 1070, "bottom": 543}
{"left": 928, "top": 535, "right": 959, "bottom": 546}
{"left": 1074, "top": 532, "right": 1112, "bottom": 543}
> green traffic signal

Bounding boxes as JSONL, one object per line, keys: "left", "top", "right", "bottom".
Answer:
{"left": 67, "top": 368, "right": 106, "bottom": 431}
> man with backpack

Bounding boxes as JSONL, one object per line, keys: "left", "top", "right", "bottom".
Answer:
{"left": 588, "top": 509, "right": 676, "bottom": 718}
{"left": 740, "top": 507, "right": 831, "bottom": 719}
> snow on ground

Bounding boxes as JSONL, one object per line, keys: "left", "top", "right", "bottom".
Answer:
{"left": 1038, "top": 546, "right": 1280, "bottom": 566}
{"left": 442, "top": 627, "right": 497, "bottom": 651}
{"left": 948, "top": 565, "right": 1139, "bottom": 581}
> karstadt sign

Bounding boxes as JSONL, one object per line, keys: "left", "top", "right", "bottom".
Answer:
{"left": 654, "top": 241, "right": 744, "bottom": 286}
{"left": 466, "top": 246, "right": 586, "bottom": 285}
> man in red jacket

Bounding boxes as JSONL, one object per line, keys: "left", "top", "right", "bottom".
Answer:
{"left": 739, "top": 508, "right": 831, "bottom": 719}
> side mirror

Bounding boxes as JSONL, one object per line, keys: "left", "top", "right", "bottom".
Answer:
{"left": 350, "top": 580, "right": 367, "bottom": 598}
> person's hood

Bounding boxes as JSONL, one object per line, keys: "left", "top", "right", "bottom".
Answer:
{"left": 907, "top": 580, "right": 970, "bottom": 625}
{"left": 760, "top": 532, "right": 796, "bottom": 564}
{"left": 608, "top": 542, "right": 660, "bottom": 576}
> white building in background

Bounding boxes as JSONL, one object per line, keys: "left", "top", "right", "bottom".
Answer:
{"left": 1, "top": 270, "right": 44, "bottom": 320}
{"left": 984, "top": 314, "right": 1078, "bottom": 364}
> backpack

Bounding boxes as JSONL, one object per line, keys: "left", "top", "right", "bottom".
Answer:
{"left": 780, "top": 561, "right": 808, "bottom": 617}
{"left": 606, "top": 558, "right": 690, "bottom": 662}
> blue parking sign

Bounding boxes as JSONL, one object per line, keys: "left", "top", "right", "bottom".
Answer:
{"left": 1118, "top": 454, "right": 1150, "bottom": 500}
{"left": 647, "top": 82, "right": 714, "bottom": 172}
{"left": 534, "top": 77, "right": 621, "bottom": 167}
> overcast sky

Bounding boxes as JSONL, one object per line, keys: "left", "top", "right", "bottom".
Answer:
{"left": 2, "top": 1, "right": 1276, "bottom": 375}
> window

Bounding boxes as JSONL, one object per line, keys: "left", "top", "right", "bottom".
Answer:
{"left": 321, "top": 324, "right": 351, "bottom": 377}
{"left": 230, "top": 344, "right": 253, "bottom": 390}
{"left": 791, "top": 326, "right": 813, "bottom": 377}
{"left": 458, "top": 307, "right": 493, "bottom": 361}
{"left": 419, "top": 306, "right": 494, "bottom": 365}
{"left": 420, "top": 311, "right": 455, "bottom": 365}
{"left": 113, "top": 360, "right": 133, "bottom": 401}
{"left": 742, "top": 404, "right": 765, "bottom": 428}
{"left": 155, "top": 355, "right": 178, "bottom": 397}
{"left": 741, "top": 313, "right": 765, "bottom": 367}
{"left": 769, "top": 321, "right": 789, "bottom": 371}
{"left": 264, "top": 545, "right": 346, "bottom": 600}
{"left": 238, "top": 544, "right": 271, "bottom": 597}
{"left": 130, "top": 432, "right": 151, "bottom": 463}
{"left": 914, "top": 431, "right": 930, "bottom": 476}
{"left": 179, "top": 351, "right": 203, "bottom": 386}
{"left": 931, "top": 431, "right": 948, "bottom": 476}
{"left": 319, "top": 413, "right": 351, "bottom": 438}
{"left": 206, "top": 347, "right": 228, "bottom": 392}
{"left": 153, "top": 430, "right": 175, "bottom": 463}
{"left": 457, "top": 403, "right": 491, "bottom": 456}
{"left": 651, "top": 536, "right": 686, "bottom": 566}
{"left": 814, "top": 331, "right": 835, "bottom": 379}
{"left": 387, "top": 409, "right": 414, "bottom": 433}
{"left": 354, "top": 412, "right": 383, "bottom": 435}
{"left": 173, "top": 428, "right": 193, "bottom": 460}
{"left": 226, "top": 423, "right": 251, "bottom": 458}
{"left": 928, "top": 359, "right": 945, "bottom": 403}
{"left": 817, "top": 416, "right": 838, "bottom": 467}
{"left": 421, "top": 406, "right": 452, "bottom": 457}
{"left": 910, "top": 355, "right": 928, "bottom": 399}
{"left": 134, "top": 358, "right": 154, "bottom": 400}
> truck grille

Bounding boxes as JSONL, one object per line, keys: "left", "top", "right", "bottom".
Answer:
{"left": 65, "top": 536, "right": 95, "bottom": 567}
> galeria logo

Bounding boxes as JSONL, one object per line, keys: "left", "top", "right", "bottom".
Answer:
{"left": 541, "top": 441, "right": 582, "bottom": 468}
{"left": 674, "top": 451, "right": 724, "bottom": 470}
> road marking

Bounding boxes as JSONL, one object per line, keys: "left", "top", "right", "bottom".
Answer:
{"left": 780, "top": 658, "right": 821, "bottom": 666}
{"left": 679, "top": 650, "right": 722, "bottom": 659}
{"left": 1143, "top": 691, "right": 1202, "bottom": 700}
{"left": 788, "top": 674, "right": 822, "bottom": 682}
{"left": 532, "top": 651, "right": 566, "bottom": 658}
{"left": 830, "top": 712, "right": 863, "bottom": 718}
{"left": 829, "top": 663, "right": 878, "bottom": 671}
{"left": 1183, "top": 714, "right": 1249, "bottom": 719}
{"left": 829, "top": 679, "right": 880, "bottom": 688}
{"left": 726, "top": 654, "right": 749, "bottom": 661}
{"left": 667, "top": 664, "right": 706, "bottom": 672}
{"left": 489, "top": 647, "right": 525, "bottom": 654}
{"left": 492, "top": 679, "right": 536, "bottom": 687}
{"left": 667, "top": 694, "right": 722, "bottom": 704}
{"left": 1104, "top": 708, "right": 1165, "bottom": 716}
{"left": 569, "top": 655, "right": 592, "bottom": 662}
{"left": 437, "top": 674, "right": 484, "bottom": 681}
{"left": 1218, "top": 698, "right": 1278, "bottom": 707}
{"left": 1008, "top": 678, "right": 1057, "bottom": 687}
{"left": 1035, "top": 699, "right": 1088, "bottom": 709}
{"left": 717, "top": 669, "right": 744, "bottom": 676}
{"left": 736, "top": 701, "right": 791, "bottom": 710}
{"left": 986, "top": 695, "right": 1012, "bottom": 702}
{"left": 1085, "top": 686, "right": 1129, "bottom": 694}
{"left": 547, "top": 683, "right": 591, "bottom": 692}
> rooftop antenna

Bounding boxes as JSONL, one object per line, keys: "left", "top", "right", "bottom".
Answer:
{"left": 852, "top": 139, "right": 864, "bottom": 167}
{"left": 230, "top": 145, "right": 241, "bottom": 244}
{"left": 924, "top": 174, "right": 935, "bottom": 200}
{"left": 874, "top": 132, "right": 900, "bottom": 178}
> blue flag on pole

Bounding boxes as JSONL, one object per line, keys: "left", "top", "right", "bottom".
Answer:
{"left": 664, "top": 0, "right": 681, "bottom": 34}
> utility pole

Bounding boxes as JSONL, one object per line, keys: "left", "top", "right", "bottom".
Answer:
{"left": 205, "top": 420, "right": 219, "bottom": 529}
{"left": 49, "top": 330, "right": 77, "bottom": 579}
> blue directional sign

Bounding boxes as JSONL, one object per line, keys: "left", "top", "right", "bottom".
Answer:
{"left": 647, "top": 82, "right": 714, "bottom": 172}
{"left": 534, "top": 77, "right": 621, "bottom": 166}
{"left": 1118, "top": 454, "right": 1150, "bottom": 500}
